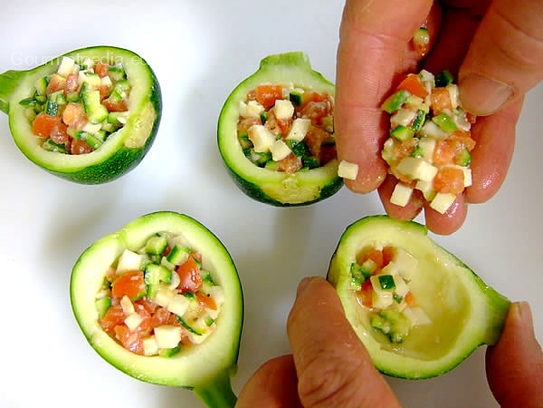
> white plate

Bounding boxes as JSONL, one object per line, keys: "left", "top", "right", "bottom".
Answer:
{"left": 0, "top": 2, "right": 541, "bottom": 407}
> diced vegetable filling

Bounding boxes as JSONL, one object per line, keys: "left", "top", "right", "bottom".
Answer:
{"left": 96, "top": 232, "right": 224, "bottom": 357}
{"left": 381, "top": 70, "right": 477, "bottom": 214}
{"left": 350, "top": 245, "right": 430, "bottom": 343}
{"left": 19, "top": 56, "right": 132, "bottom": 155}
{"left": 237, "top": 83, "right": 336, "bottom": 173}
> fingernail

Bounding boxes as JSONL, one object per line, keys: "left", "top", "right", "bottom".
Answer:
{"left": 297, "top": 277, "right": 312, "bottom": 296}
{"left": 459, "top": 74, "right": 513, "bottom": 116}
{"left": 511, "top": 301, "right": 534, "bottom": 329}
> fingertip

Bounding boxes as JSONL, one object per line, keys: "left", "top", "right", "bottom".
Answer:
{"left": 423, "top": 195, "right": 468, "bottom": 235}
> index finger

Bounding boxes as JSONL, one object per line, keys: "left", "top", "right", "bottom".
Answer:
{"left": 287, "top": 277, "right": 401, "bottom": 408}
{"left": 335, "top": 0, "right": 433, "bottom": 193}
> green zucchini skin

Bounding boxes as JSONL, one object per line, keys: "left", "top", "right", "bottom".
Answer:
{"left": 327, "top": 215, "right": 510, "bottom": 379}
{"left": 217, "top": 51, "right": 343, "bottom": 206}
{"left": 70, "top": 211, "right": 243, "bottom": 407}
{"left": 0, "top": 46, "right": 162, "bottom": 184}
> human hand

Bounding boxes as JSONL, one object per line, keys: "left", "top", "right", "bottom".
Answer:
{"left": 335, "top": 0, "right": 543, "bottom": 235}
{"left": 235, "top": 277, "right": 543, "bottom": 408}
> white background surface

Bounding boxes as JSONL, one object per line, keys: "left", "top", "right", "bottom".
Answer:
{"left": 0, "top": 1, "right": 541, "bottom": 407}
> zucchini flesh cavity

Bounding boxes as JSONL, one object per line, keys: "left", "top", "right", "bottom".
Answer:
{"left": 327, "top": 215, "right": 510, "bottom": 379}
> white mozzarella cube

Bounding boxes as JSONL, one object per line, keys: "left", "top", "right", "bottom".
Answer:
{"left": 286, "top": 118, "right": 311, "bottom": 142}
{"left": 154, "top": 288, "right": 175, "bottom": 308}
{"left": 82, "top": 122, "right": 102, "bottom": 135}
{"left": 418, "top": 137, "right": 436, "bottom": 160}
{"left": 154, "top": 325, "right": 182, "bottom": 349}
{"left": 239, "top": 100, "right": 264, "bottom": 118}
{"left": 100, "top": 75, "right": 113, "bottom": 88}
{"left": 124, "top": 313, "right": 143, "bottom": 331}
{"left": 392, "top": 274, "right": 410, "bottom": 298}
{"left": 143, "top": 336, "right": 159, "bottom": 356}
{"left": 57, "top": 56, "right": 76, "bottom": 77}
{"left": 167, "top": 294, "right": 190, "bottom": 317}
{"left": 372, "top": 290, "right": 393, "bottom": 309}
{"left": 120, "top": 296, "right": 135, "bottom": 316}
{"left": 273, "top": 99, "right": 294, "bottom": 120}
{"left": 270, "top": 139, "right": 292, "bottom": 161}
{"left": 396, "top": 157, "right": 438, "bottom": 182}
{"left": 391, "top": 108, "right": 417, "bottom": 128}
{"left": 430, "top": 192, "right": 456, "bottom": 214}
{"left": 338, "top": 160, "right": 359, "bottom": 180}
{"left": 247, "top": 125, "right": 276, "bottom": 153}
{"left": 390, "top": 183, "right": 413, "bottom": 207}
{"left": 116, "top": 249, "right": 142, "bottom": 274}
{"left": 415, "top": 179, "right": 437, "bottom": 201}
{"left": 462, "top": 167, "right": 472, "bottom": 187}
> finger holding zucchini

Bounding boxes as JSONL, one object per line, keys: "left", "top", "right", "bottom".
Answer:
{"left": 0, "top": 45, "right": 161, "bottom": 184}
{"left": 70, "top": 211, "right": 243, "bottom": 407}
{"left": 217, "top": 51, "right": 343, "bottom": 206}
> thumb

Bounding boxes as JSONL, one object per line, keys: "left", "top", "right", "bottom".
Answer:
{"left": 287, "top": 277, "right": 402, "bottom": 408}
{"left": 459, "top": 0, "right": 543, "bottom": 115}
{"left": 485, "top": 301, "right": 543, "bottom": 408}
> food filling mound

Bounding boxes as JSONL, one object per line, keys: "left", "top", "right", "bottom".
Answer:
{"left": 96, "top": 232, "right": 224, "bottom": 357}
{"left": 237, "top": 83, "right": 336, "bottom": 173}
{"left": 350, "top": 245, "right": 430, "bottom": 343}
{"left": 381, "top": 70, "right": 477, "bottom": 214}
{"left": 19, "top": 56, "right": 132, "bottom": 155}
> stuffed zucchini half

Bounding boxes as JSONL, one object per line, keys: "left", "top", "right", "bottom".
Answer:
{"left": 0, "top": 45, "right": 161, "bottom": 184}
{"left": 70, "top": 212, "right": 243, "bottom": 407}
{"left": 327, "top": 215, "right": 510, "bottom": 379}
{"left": 217, "top": 51, "right": 343, "bottom": 206}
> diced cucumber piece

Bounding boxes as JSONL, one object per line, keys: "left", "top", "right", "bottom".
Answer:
{"left": 82, "top": 90, "right": 108, "bottom": 124}
{"left": 166, "top": 244, "right": 191, "bottom": 266}
{"left": 302, "top": 156, "right": 320, "bottom": 170}
{"left": 455, "top": 149, "right": 471, "bottom": 166}
{"left": 44, "top": 100, "right": 59, "bottom": 116}
{"left": 19, "top": 97, "right": 38, "bottom": 107}
{"left": 432, "top": 112, "right": 457, "bottom": 133}
{"left": 34, "top": 77, "right": 49, "bottom": 96}
{"left": 259, "top": 111, "right": 268, "bottom": 124}
{"left": 66, "top": 92, "right": 80, "bottom": 102}
{"left": 176, "top": 316, "right": 203, "bottom": 336}
{"left": 95, "top": 296, "right": 112, "bottom": 319}
{"left": 83, "top": 134, "right": 103, "bottom": 150}
{"left": 289, "top": 90, "right": 303, "bottom": 106}
{"left": 378, "top": 275, "right": 396, "bottom": 290}
{"left": 435, "top": 70, "right": 454, "bottom": 88}
{"left": 144, "top": 264, "right": 172, "bottom": 285}
{"left": 381, "top": 89, "right": 410, "bottom": 114}
{"left": 41, "top": 139, "right": 67, "bottom": 153}
{"left": 158, "top": 345, "right": 181, "bottom": 358}
{"left": 145, "top": 234, "right": 169, "bottom": 255}
{"left": 370, "top": 310, "right": 411, "bottom": 343}
{"left": 107, "top": 65, "right": 127, "bottom": 81}
{"left": 411, "top": 109, "right": 426, "bottom": 131}
{"left": 390, "top": 125, "right": 414, "bottom": 141}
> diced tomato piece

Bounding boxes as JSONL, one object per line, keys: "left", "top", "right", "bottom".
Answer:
{"left": 94, "top": 62, "right": 110, "bottom": 78}
{"left": 65, "top": 73, "right": 79, "bottom": 94}
{"left": 299, "top": 97, "right": 333, "bottom": 125}
{"left": 466, "top": 112, "right": 477, "bottom": 124}
{"left": 255, "top": 84, "right": 283, "bottom": 109}
{"left": 149, "top": 307, "right": 173, "bottom": 329}
{"left": 404, "top": 292, "right": 415, "bottom": 307}
{"left": 358, "top": 248, "right": 384, "bottom": 270}
{"left": 396, "top": 74, "right": 428, "bottom": 99}
{"left": 305, "top": 125, "right": 329, "bottom": 159}
{"left": 263, "top": 111, "right": 282, "bottom": 136}
{"left": 71, "top": 139, "right": 94, "bottom": 155}
{"left": 382, "top": 246, "right": 395, "bottom": 267}
{"left": 176, "top": 256, "right": 203, "bottom": 293}
{"left": 196, "top": 292, "right": 217, "bottom": 310}
{"left": 449, "top": 130, "right": 476, "bottom": 151}
{"left": 433, "top": 140, "right": 455, "bottom": 165}
{"left": 319, "top": 144, "right": 337, "bottom": 165}
{"left": 103, "top": 98, "right": 128, "bottom": 112}
{"left": 300, "top": 90, "right": 329, "bottom": 105}
{"left": 246, "top": 89, "right": 257, "bottom": 102}
{"left": 32, "top": 113, "right": 62, "bottom": 138}
{"left": 136, "top": 298, "right": 159, "bottom": 315}
{"left": 430, "top": 87, "right": 453, "bottom": 115}
{"left": 46, "top": 74, "right": 66, "bottom": 94}
{"left": 49, "top": 122, "right": 70, "bottom": 145}
{"left": 357, "top": 279, "right": 373, "bottom": 308}
{"left": 62, "top": 102, "right": 87, "bottom": 130}
{"left": 433, "top": 166, "right": 465, "bottom": 194}
{"left": 111, "top": 271, "right": 147, "bottom": 300}
{"left": 238, "top": 117, "right": 261, "bottom": 135}
{"left": 100, "top": 304, "right": 125, "bottom": 335}
{"left": 114, "top": 325, "right": 144, "bottom": 355}
{"left": 277, "top": 154, "right": 302, "bottom": 174}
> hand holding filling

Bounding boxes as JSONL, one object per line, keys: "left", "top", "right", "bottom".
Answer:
{"left": 334, "top": 0, "right": 543, "bottom": 234}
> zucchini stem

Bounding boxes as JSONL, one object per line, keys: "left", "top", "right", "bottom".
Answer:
{"left": 193, "top": 370, "right": 237, "bottom": 408}
{"left": 0, "top": 69, "right": 26, "bottom": 114}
